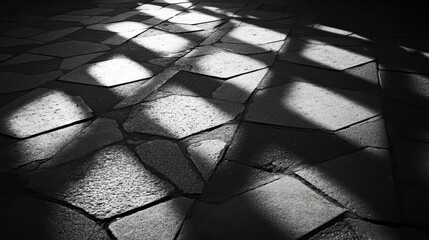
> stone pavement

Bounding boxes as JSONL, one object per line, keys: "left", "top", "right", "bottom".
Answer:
{"left": 0, "top": 0, "right": 428, "bottom": 239}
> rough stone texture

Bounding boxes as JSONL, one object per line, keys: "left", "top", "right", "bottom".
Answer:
{"left": 0, "top": 71, "right": 62, "bottom": 94}
{"left": 60, "top": 52, "right": 105, "bottom": 70}
{"left": 123, "top": 95, "right": 244, "bottom": 139}
{"left": 177, "top": 176, "right": 345, "bottom": 240}
{"left": 225, "top": 123, "right": 356, "bottom": 172}
{"left": 0, "top": 88, "right": 93, "bottom": 138}
{"left": 335, "top": 117, "right": 389, "bottom": 148}
{"left": 245, "top": 82, "right": 381, "bottom": 130}
{"left": 235, "top": 10, "right": 295, "bottom": 21}
{"left": 87, "top": 21, "right": 150, "bottom": 33}
{"left": 131, "top": 32, "right": 199, "bottom": 54}
{"left": 221, "top": 25, "right": 288, "bottom": 45}
{"left": 30, "top": 40, "right": 110, "bottom": 57}
{"left": 296, "top": 148, "right": 400, "bottom": 222}
{"left": 110, "top": 197, "right": 193, "bottom": 240}
{"left": 169, "top": 11, "right": 227, "bottom": 25}
{"left": 214, "top": 41, "right": 285, "bottom": 55}
{"left": 155, "top": 22, "right": 204, "bottom": 33}
{"left": 187, "top": 139, "right": 227, "bottom": 181}
{"left": 20, "top": 145, "right": 175, "bottom": 219}
{"left": 0, "top": 196, "right": 110, "bottom": 240}
{"left": 60, "top": 56, "right": 159, "bottom": 87}
{"left": 175, "top": 50, "right": 275, "bottom": 79}
{"left": 135, "top": 140, "right": 205, "bottom": 194}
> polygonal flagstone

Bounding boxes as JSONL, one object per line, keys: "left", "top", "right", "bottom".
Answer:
{"left": 2, "top": 27, "right": 45, "bottom": 38}
{"left": 187, "top": 140, "right": 227, "bottom": 181}
{"left": 235, "top": 10, "right": 295, "bottom": 21}
{"left": 59, "top": 56, "right": 159, "bottom": 87}
{"left": 60, "top": 52, "right": 105, "bottom": 70}
{"left": 245, "top": 82, "right": 381, "bottom": 131}
{"left": 175, "top": 50, "right": 275, "bottom": 79}
{"left": 87, "top": 21, "right": 150, "bottom": 33}
{"left": 279, "top": 41, "right": 374, "bottom": 70}
{"left": 0, "top": 53, "right": 54, "bottom": 66}
{"left": 169, "top": 11, "right": 227, "bottom": 25}
{"left": 297, "top": 148, "right": 400, "bottom": 222}
{"left": 225, "top": 123, "right": 356, "bottom": 172}
{"left": 221, "top": 25, "right": 289, "bottom": 45}
{"left": 0, "top": 70, "right": 62, "bottom": 94}
{"left": 30, "top": 27, "right": 81, "bottom": 42}
{"left": 0, "top": 36, "right": 42, "bottom": 47}
{"left": 0, "top": 88, "right": 93, "bottom": 138}
{"left": 335, "top": 117, "right": 389, "bottom": 148}
{"left": 68, "top": 7, "right": 114, "bottom": 16}
{"left": 135, "top": 140, "right": 205, "bottom": 194}
{"left": 49, "top": 15, "right": 109, "bottom": 25}
{"left": 155, "top": 22, "right": 204, "bottom": 33}
{"left": 123, "top": 95, "right": 244, "bottom": 139}
{"left": 214, "top": 41, "right": 285, "bottom": 55}
{"left": 177, "top": 176, "right": 345, "bottom": 240}
{"left": 131, "top": 32, "right": 199, "bottom": 54}
{"left": 20, "top": 145, "right": 175, "bottom": 219}
{"left": 30, "top": 40, "right": 110, "bottom": 57}
{"left": 110, "top": 197, "right": 194, "bottom": 240}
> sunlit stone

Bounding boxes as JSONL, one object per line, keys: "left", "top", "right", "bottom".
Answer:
{"left": 87, "top": 21, "right": 150, "bottom": 33}
{"left": 60, "top": 56, "right": 158, "bottom": 87}
{"left": 132, "top": 32, "right": 198, "bottom": 54}
{"left": 187, "top": 139, "right": 227, "bottom": 181}
{"left": 169, "top": 11, "right": 226, "bottom": 25}
{"left": 123, "top": 95, "right": 244, "bottom": 139}
{"left": 221, "top": 25, "right": 289, "bottom": 45}
{"left": 235, "top": 10, "right": 295, "bottom": 21}
{"left": 30, "top": 40, "right": 110, "bottom": 57}
{"left": 0, "top": 88, "right": 93, "bottom": 138}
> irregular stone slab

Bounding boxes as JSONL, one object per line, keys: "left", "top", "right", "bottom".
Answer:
{"left": 225, "top": 123, "right": 356, "bottom": 172}
{"left": 114, "top": 69, "right": 179, "bottom": 109}
{"left": 20, "top": 145, "right": 175, "bottom": 219}
{"left": 214, "top": 41, "right": 284, "bottom": 55}
{"left": 0, "top": 36, "right": 42, "bottom": 47}
{"left": 400, "top": 184, "right": 429, "bottom": 228}
{"left": 60, "top": 52, "right": 105, "bottom": 70}
{"left": 2, "top": 27, "right": 45, "bottom": 38}
{"left": 110, "top": 197, "right": 193, "bottom": 240}
{"left": 235, "top": 10, "right": 295, "bottom": 21}
{"left": 135, "top": 140, "right": 205, "bottom": 194}
{"left": 60, "top": 56, "right": 159, "bottom": 87}
{"left": 1, "top": 196, "right": 109, "bottom": 240}
{"left": 49, "top": 15, "right": 109, "bottom": 25}
{"left": 187, "top": 140, "right": 227, "bottom": 181}
{"left": 131, "top": 32, "right": 199, "bottom": 54}
{"left": 279, "top": 43, "right": 374, "bottom": 70}
{"left": 0, "top": 88, "right": 93, "bottom": 138}
{"left": 378, "top": 51, "right": 429, "bottom": 74}
{"left": 245, "top": 82, "right": 381, "bottom": 130}
{"left": 299, "top": 35, "right": 369, "bottom": 46}
{"left": 169, "top": 11, "right": 226, "bottom": 25}
{"left": 123, "top": 95, "right": 244, "bottom": 139}
{"left": 336, "top": 117, "right": 389, "bottom": 148}
{"left": 0, "top": 53, "right": 54, "bottom": 66}
{"left": 0, "top": 71, "right": 62, "bottom": 94}
{"left": 101, "top": 30, "right": 143, "bottom": 45}
{"left": 87, "top": 21, "right": 150, "bottom": 33}
{"left": 155, "top": 22, "right": 204, "bottom": 33}
{"left": 30, "top": 27, "right": 81, "bottom": 42}
{"left": 183, "top": 124, "right": 238, "bottom": 147}
{"left": 192, "top": 2, "right": 244, "bottom": 10}
{"left": 30, "top": 40, "right": 110, "bottom": 57}
{"left": 68, "top": 7, "right": 114, "bottom": 15}
{"left": 0, "top": 121, "right": 89, "bottom": 172}
{"left": 297, "top": 148, "right": 400, "bottom": 222}
{"left": 201, "top": 161, "right": 281, "bottom": 202}
{"left": 221, "top": 25, "right": 288, "bottom": 45}
{"left": 177, "top": 176, "right": 345, "bottom": 240}
{"left": 43, "top": 118, "right": 123, "bottom": 168}
{"left": 212, "top": 68, "right": 268, "bottom": 103}
{"left": 175, "top": 50, "right": 275, "bottom": 79}
{"left": 200, "top": 29, "right": 229, "bottom": 46}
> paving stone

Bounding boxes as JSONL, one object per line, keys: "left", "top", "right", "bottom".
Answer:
{"left": 201, "top": 161, "right": 281, "bottom": 202}
{"left": 279, "top": 40, "right": 374, "bottom": 70}
{"left": 101, "top": 29, "right": 143, "bottom": 45}
{"left": 0, "top": 88, "right": 93, "bottom": 138}
{"left": 177, "top": 176, "right": 345, "bottom": 240}
{"left": 60, "top": 52, "right": 105, "bottom": 70}
{"left": 192, "top": 2, "right": 244, "bottom": 10}
{"left": 225, "top": 123, "right": 356, "bottom": 172}
{"left": 212, "top": 68, "right": 268, "bottom": 103}
{"left": 0, "top": 53, "right": 54, "bottom": 66}
{"left": 20, "top": 145, "right": 175, "bottom": 219}
{"left": 155, "top": 22, "right": 204, "bottom": 33}
{"left": 183, "top": 124, "right": 238, "bottom": 147}
{"left": 175, "top": 50, "right": 275, "bottom": 79}
{"left": 187, "top": 140, "right": 227, "bottom": 181}
{"left": 2, "top": 27, "right": 45, "bottom": 38}
{"left": 1, "top": 196, "right": 110, "bottom": 240}
{"left": 297, "top": 148, "right": 400, "bottom": 222}
{"left": 30, "top": 40, "right": 110, "bottom": 57}
{"left": 335, "top": 117, "right": 389, "bottom": 148}
{"left": 68, "top": 7, "right": 114, "bottom": 16}
{"left": 214, "top": 41, "right": 284, "bottom": 55}
{"left": 0, "top": 121, "right": 89, "bottom": 172}
{"left": 148, "top": 57, "right": 179, "bottom": 66}
{"left": 131, "top": 32, "right": 199, "bottom": 54}
{"left": 245, "top": 82, "right": 381, "bottom": 131}
{"left": 100, "top": 11, "right": 140, "bottom": 24}
{"left": 235, "top": 10, "right": 295, "bottom": 21}
{"left": 30, "top": 27, "right": 82, "bottom": 42}
{"left": 0, "top": 36, "right": 42, "bottom": 47}
{"left": 221, "top": 25, "right": 289, "bottom": 45}
{"left": 42, "top": 118, "right": 124, "bottom": 168}
{"left": 379, "top": 71, "right": 429, "bottom": 107}
{"left": 87, "top": 21, "right": 150, "bottom": 33}
{"left": 49, "top": 15, "right": 109, "bottom": 25}
{"left": 135, "top": 139, "right": 205, "bottom": 194}
{"left": 110, "top": 197, "right": 193, "bottom": 240}
{"left": 399, "top": 184, "right": 429, "bottom": 228}
{"left": 168, "top": 11, "right": 227, "bottom": 25}
{"left": 0, "top": 15, "right": 46, "bottom": 24}
{"left": 59, "top": 56, "right": 159, "bottom": 87}
{"left": 299, "top": 35, "right": 369, "bottom": 46}
{"left": 0, "top": 70, "right": 62, "bottom": 94}
{"left": 123, "top": 95, "right": 244, "bottom": 139}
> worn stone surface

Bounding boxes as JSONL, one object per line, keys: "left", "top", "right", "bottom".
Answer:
{"left": 225, "top": 123, "right": 356, "bottom": 172}
{"left": 187, "top": 139, "right": 227, "bottom": 181}
{"left": 20, "top": 145, "right": 175, "bottom": 219}
{"left": 135, "top": 140, "right": 205, "bottom": 194}
{"left": 30, "top": 27, "right": 81, "bottom": 42}
{"left": 335, "top": 117, "right": 389, "bottom": 148}
{"left": 110, "top": 197, "right": 193, "bottom": 240}
{"left": 131, "top": 32, "right": 199, "bottom": 54}
{"left": 169, "top": 11, "right": 227, "bottom": 25}
{"left": 0, "top": 71, "right": 62, "bottom": 94}
{"left": 0, "top": 53, "right": 54, "bottom": 66}
{"left": 221, "top": 25, "right": 288, "bottom": 45}
{"left": 87, "top": 21, "right": 150, "bottom": 33}
{"left": 235, "top": 10, "right": 295, "bottom": 21}
{"left": 246, "top": 82, "right": 381, "bottom": 130}
{"left": 123, "top": 95, "right": 243, "bottom": 139}
{"left": 60, "top": 56, "right": 159, "bottom": 87}
{"left": 177, "top": 176, "right": 345, "bottom": 240}
{"left": 0, "top": 88, "right": 93, "bottom": 138}
{"left": 30, "top": 40, "right": 110, "bottom": 57}
{"left": 60, "top": 52, "right": 105, "bottom": 70}
{"left": 297, "top": 148, "right": 400, "bottom": 222}
{"left": 214, "top": 41, "right": 284, "bottom": 54}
